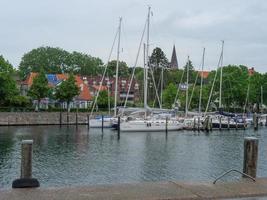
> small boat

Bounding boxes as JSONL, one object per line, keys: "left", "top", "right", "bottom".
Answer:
{"left": 207, "top": 115, "right": 247, "bottom": 130}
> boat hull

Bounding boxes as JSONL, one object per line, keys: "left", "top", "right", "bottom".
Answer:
{"left": 120, "top": 120, "right": 183, "bottom": 132}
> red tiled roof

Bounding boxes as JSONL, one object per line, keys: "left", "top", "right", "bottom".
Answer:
{"left": 198, "top": 71, "right": 210, "bottom": 79}
{"left": 75, "top": 76, "right": 92, "bottom": 101}
{"left": 22, "top": 72, "right": 38, "bottom": 87}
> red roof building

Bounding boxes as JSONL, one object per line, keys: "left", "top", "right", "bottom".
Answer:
{"left": 198, "top": 71, "right": 210, "bottom": 79}
{"left": 82, "top": 76, "right": 140, "bottom": 102}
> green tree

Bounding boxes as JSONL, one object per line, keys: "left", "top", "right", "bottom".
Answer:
{"left": 96, "top": 90, "right": 113, "bottom": 109}
{"left": 149, "top": 47, "right": 169, "bottom": 68}
{"left": 19, "top": 46, "right": 103, "bottom": 78}
{"left": 162, "top": 83, "right": 177, "bottom": 108}
{"left": 106, "top": 60, "right": 129, "bottom": 77}
{"left": 0, "top": 72, "right": 19, "bottom": 106}
{"left": 183, "top": 59, "right": 197, "bottom": 84}
{"left": 0, "top": 55, "right": 14, "bottom": 73}
{"left": 10, "top": 95, "right": 31, "bottom": 107}
{"left": 68, "top": 51, "right": 103, "bottom": 76}
{"left": 54, "top": 74, "right": 80, "bottom": 112}
{"left": 28, "top": 70, "right": 50, "bottom": 111}
{"left": 148, "top": 47, "right": 169, "bottom": 105}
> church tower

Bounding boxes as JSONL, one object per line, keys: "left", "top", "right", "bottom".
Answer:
{"left": 170, "top": 45, "right": 178, "bottom": 69}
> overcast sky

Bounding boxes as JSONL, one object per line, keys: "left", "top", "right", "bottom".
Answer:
{"left": 0, "top": 0, "right": 266, "bottom": 72}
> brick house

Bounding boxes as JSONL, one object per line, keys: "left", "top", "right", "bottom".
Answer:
{"left": 82, "top": 76, "right": 140, "bottom": 103}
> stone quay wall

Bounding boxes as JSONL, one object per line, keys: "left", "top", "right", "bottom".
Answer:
{"left": 0, "top": 112, "right": 90, "bottom": 125}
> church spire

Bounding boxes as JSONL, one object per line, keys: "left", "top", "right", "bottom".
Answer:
{"left": 170, "top": 45, "right": 178, "bottom": 69}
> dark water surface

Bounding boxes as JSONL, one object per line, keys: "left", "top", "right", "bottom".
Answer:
{"left": 0, "top": 126, "right": 266, "bottom": 188}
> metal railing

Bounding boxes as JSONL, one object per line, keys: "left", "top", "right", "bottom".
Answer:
{"left": 213, "top": 169, "right": 256, "bottom": 184}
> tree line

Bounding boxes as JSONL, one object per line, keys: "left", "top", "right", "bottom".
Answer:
{"left": 0, "top": 46, "right": 266, "bottom": 113}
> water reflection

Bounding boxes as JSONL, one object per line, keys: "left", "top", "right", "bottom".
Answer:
{"left": 0, "top": 126, "right": 266, "bottom": 188}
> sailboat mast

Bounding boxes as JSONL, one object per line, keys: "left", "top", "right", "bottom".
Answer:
{"left": 185, "top": 56, "right": 189, "bottom": 117}
{"left": 160, "top": 66, "right": 163, "bottom": 109}
{"left": 219, "top": 40, "right": 224, "bottom": 109}
{"left": 143, "top": 43, "right": 147, "bottom": 111}
{"left": 114, "top": 17, "right": 122, "bottom": 117}
{"left": 199, "top": 48, "right": 205, "bottom": 114}
{"left": 144, "top": 6, "right": 151, "bottom": 115}
{"left": 261, "top": 85, "right": 263, "bottom": 113}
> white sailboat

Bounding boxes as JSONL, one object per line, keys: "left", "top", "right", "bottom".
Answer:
{"left": 204, "top": 41, "right": 247, "bottom": 130}
{"left": 90, "top": 18, "right": 122, "bottom": 128}
{"left": 183, "top": 48, "right": 206, "bottom": 129}
{"left": 120, "top": 6, "right": 184, "bottom": 132}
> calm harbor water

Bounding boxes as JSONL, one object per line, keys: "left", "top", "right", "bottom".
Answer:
{"left": 0, "top": 125, "right": 267, "bottom": 189}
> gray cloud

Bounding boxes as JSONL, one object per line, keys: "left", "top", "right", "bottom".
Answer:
{"left": 0, "top": 0, "right": 266, "bottom": 72}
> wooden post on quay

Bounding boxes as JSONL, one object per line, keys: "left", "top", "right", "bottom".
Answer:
{"left": 243, "top": 118, "right": 246, "bottom": 130}
{"left": 101, "top": 115, "right": 104, "bottom": 132}
{"left": 227, "top": 117, "right": 230, "bottom": 130}
{"left": 87, "top": 114, "right": 90, "bottom": 130}
{"left": 219, "top": 116, "right": 222, "bottom": 131}
{"left": 193, "top": 118, "right": 196, "bottom": 131}
{"left": 235, "top": 119, "right": 238, "bottom": 130}
{"left": 117, "top": 116, "right": 120, "bottom": 140}
{"left": 243, "top": 137, "right": 258, "bottom": 178}
{"left": 265, "top": 115, "right": 267, "bottom": 126}
{"left": 12, "top": 140, "right": 39, "bottom": 188}
{"left": 21, "top": 140, "right": 33, "bottom": 178}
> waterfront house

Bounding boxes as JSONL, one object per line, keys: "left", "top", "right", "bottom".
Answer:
{"left": 21, "top": 73, "right": 92, "bottom": 109}
{"left": 83, "top": 76, "right": 140, "bottom": 104}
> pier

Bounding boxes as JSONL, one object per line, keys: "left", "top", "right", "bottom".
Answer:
{"left": 1, "top": 178, "right": 267, "bottom": 200}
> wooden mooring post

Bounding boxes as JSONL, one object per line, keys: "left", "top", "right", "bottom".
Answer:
{"left": 75, "top": 111, "right": 78, "bottom": 127}
{"left": 59, "top": 111, "right": 62, "bottom": 127}
{"left": 227, "top": 117, "right": 230, "bottom": 130}
{"left": 165, "top": 117, "right": 168, "bottom": 134}
{"left": 219, "top": 116, "right": 222, "bottom": 131}
{"left": 265, "top": 115, "right": 267, "bottom": 126}
{"left": 253, "top": 113, "right": 258, "bottom": 131}
{"left": 12, "top": 140, "right": 39, "bottom": 188}
{"left": 204, "top": 116, "right": 210, "bottom": 132}
{"left": 101, "top": 115, "right": 104, "bottom": 132}
{"left": 117, "top": 116, "right": 120, "bottom": 140}
{"left": 243, "top": 137, "right": 258, "bottom": 178}
{"left": 67, "top": 112, "right": 69, "bottom": 125}
{"left": 193, "top": 118, "right": 196, "bottom": 131}
{"left": 197, "top": 117, "right": 200, "bottom": 132}
{"left": 243, "top": 118, "right": 246, "bottom": 130}
{"left": 87, "top": 114, "right": 90, "bottom": 130}
{"left": 210, "top": 118, "right": 213, "bottom": 131}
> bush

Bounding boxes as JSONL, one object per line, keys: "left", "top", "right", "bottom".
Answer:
{"left": 10, "top": 96, "right": 31, "bottom": 107}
